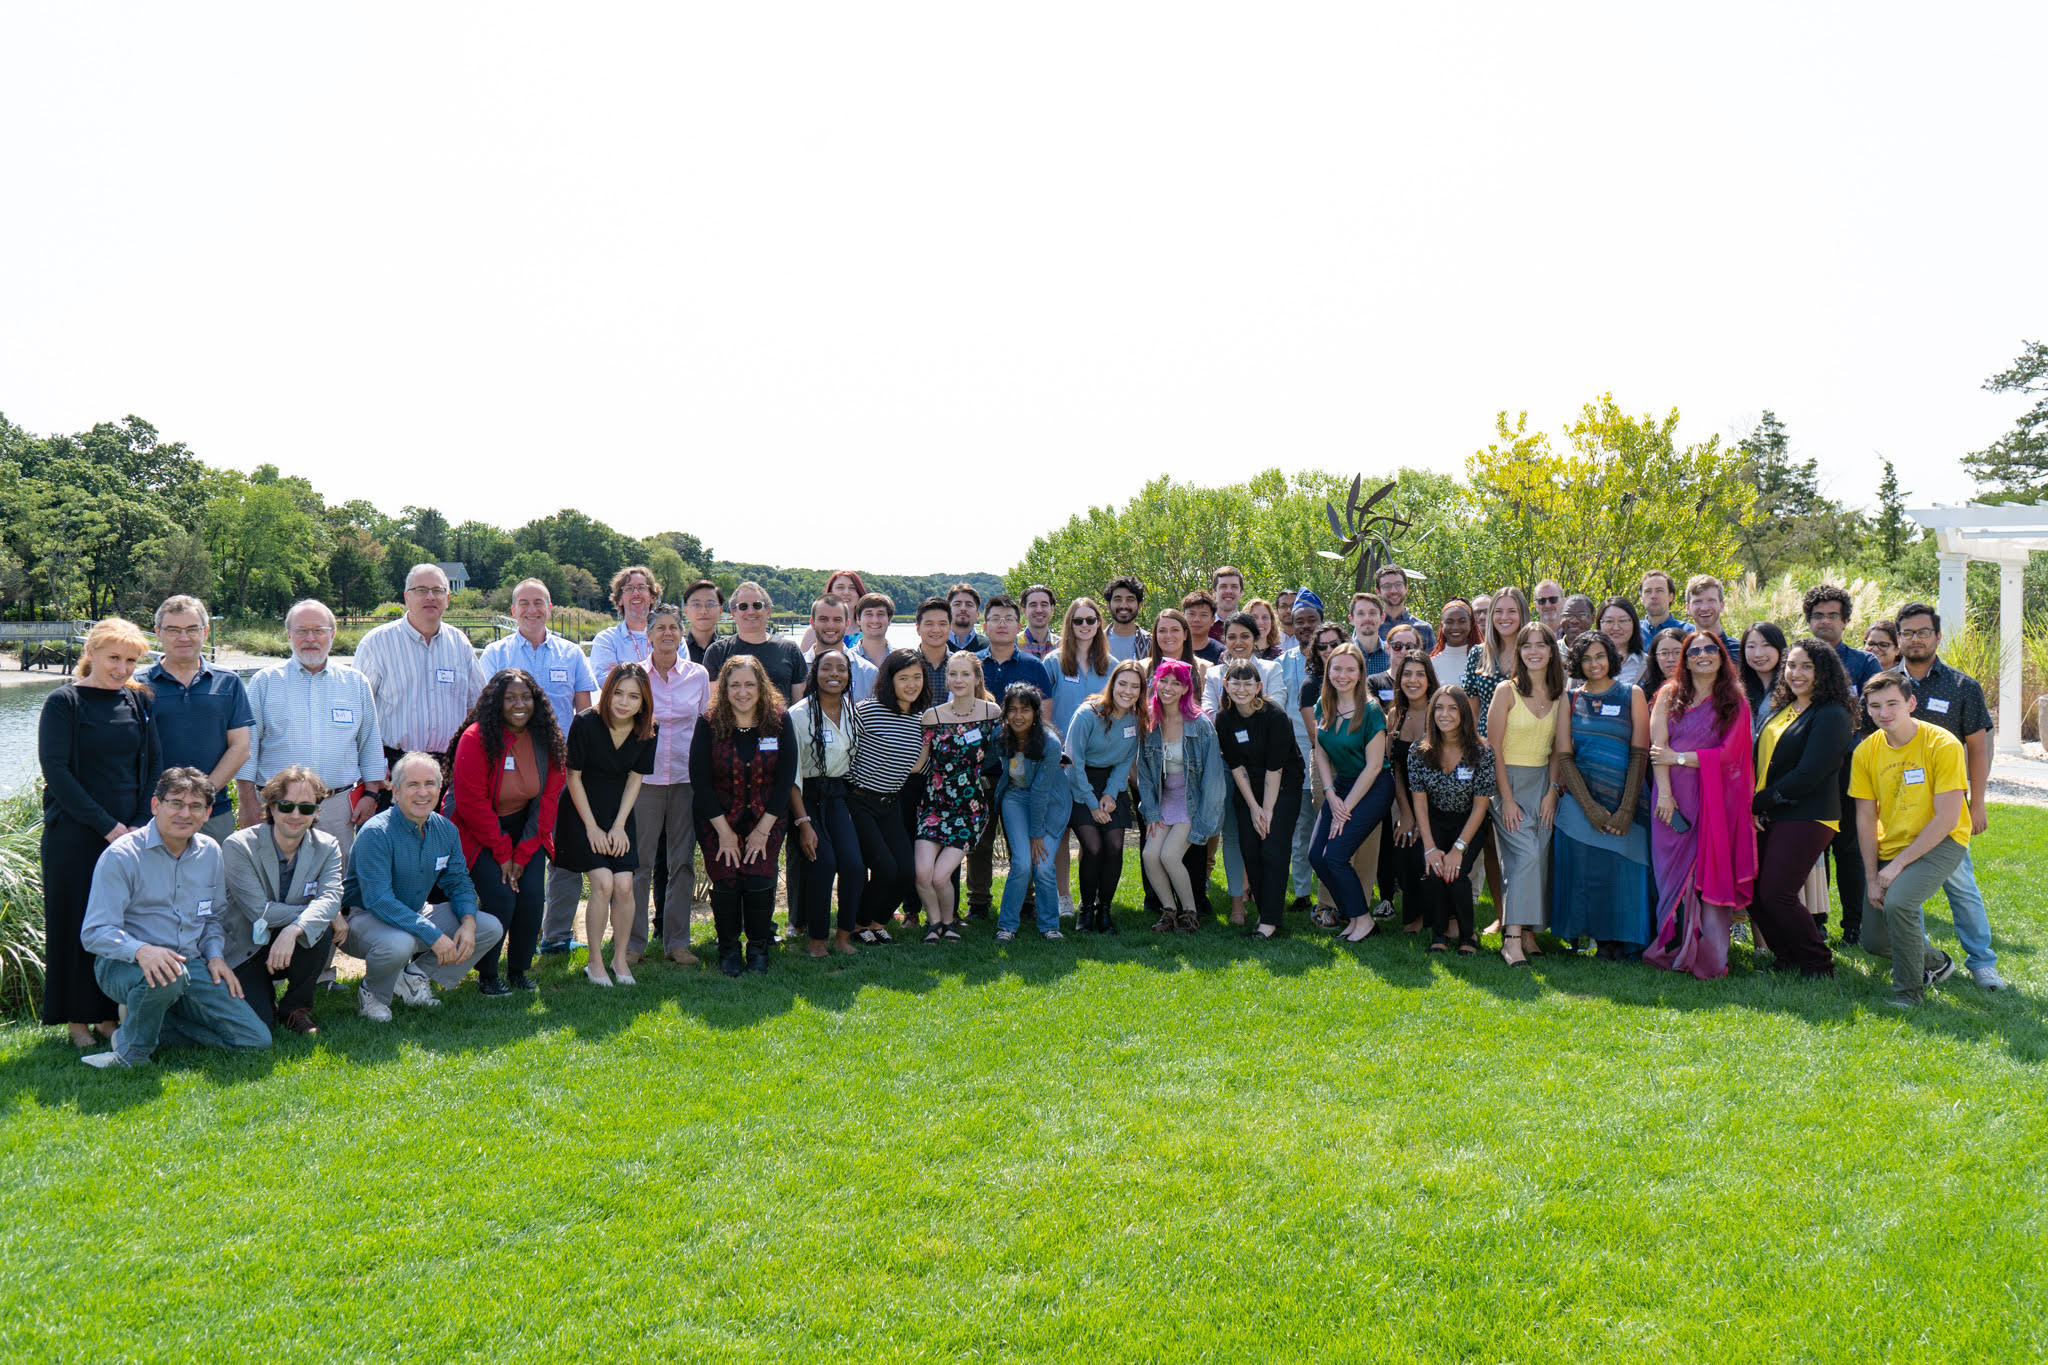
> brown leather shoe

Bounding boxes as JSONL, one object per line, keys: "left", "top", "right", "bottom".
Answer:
{"left": 281, "top": 1008, "right": 320, "bottom": 1036}
{"left": 666, "top": 945, "right": 700, "bottom": 966}
{"left": 626, "top": 949, "right": 644, "bottom": 966}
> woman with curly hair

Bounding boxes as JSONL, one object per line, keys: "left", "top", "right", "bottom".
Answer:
{"left": 1552, "top": 628, "right": 1652, "bottom": 959}
{"left": 449, "top": 668, "right": 568, "bottom": 994}
{"left": 1748, "top": 639, "right": 1856, "bottom": 976}
{"left": 691, "top": 654, "right": 799, "bottom": 976}
{"left": 1645, "top": 633, "right": 1757, "bottom": 979}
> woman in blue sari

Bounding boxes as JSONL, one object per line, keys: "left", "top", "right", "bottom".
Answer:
{"left": 1552, "top": 629, "right": 1652, "bottom": 958}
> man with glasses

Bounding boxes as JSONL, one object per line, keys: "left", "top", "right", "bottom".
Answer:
{"left": 79, "top": 768, "right": 271, "bottom": 1068}
{"left": 353, "top": 563, "right": 488, "bottom": 804}
{"left": 237, "top": 599, "right": 385, "bottom": 859}
{"left": 1802, "top": 584, "right": 1882, "bottom": 944}
{"left": 1532, "top": 580, "right": 1566, "bottom": 635}
{"left": 680, "top": 577, "right": 724, "bottom": 665}
{"left": 1892, "top": 602, "right": 2004, "bottom": 989}
{"left": 1376, "top": 565, "right": 1434, "bottom": 652}
{"left": 591, "top": 564, "right": 664, "bottom": 679}
{"left": 702, "top": 580, "right": 807, "bottom": 704}
{"left": 147, "top": 595, "right": 252, "bottom": 844}
{"left": 1559, "top": 593, "right": 1595, "bottom": 645}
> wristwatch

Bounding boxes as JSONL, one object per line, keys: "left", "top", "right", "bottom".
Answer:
{"left": 1453, "top": 838, "right": 1467, "bottom": 852}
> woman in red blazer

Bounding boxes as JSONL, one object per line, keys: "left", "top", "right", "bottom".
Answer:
{"left": 450, "top": 668, "right": 567, "bottom": 995}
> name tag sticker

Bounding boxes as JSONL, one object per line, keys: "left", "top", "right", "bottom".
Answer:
{"left": 196, "top": 898, "right": 214, "bottom": 917}
{"left": 824, "top": 728, "right": 839, "bottom": 744}
{"left": 436, "top": 668, "right": 456, "bottom": 685}
{"left": 1600, "top": 703, "right": 1621, "bottom": 717}
{"left": 1848, "top": 684, "right": 1859, "bottom": 697}
{"left": 961, "top": 727, "right": 982, "bottom": 744}
{"left": 434, "top": 855, "right": 449, "bottom": 871}
{"left": 1235, "top": 730, "right": 1250, "bottom": 743}
{"left": 1455, "top": 765, "right": 1473, "bottom": 781}
{"left": 330, "top": 707, "right": 354, "bottom": 724}
{"left": 1928, "top": 697, "right": 1951, "bottom": 714}
{"left": 303, "top": 880, "right": 320, "bottom": 898}
{"left": 504, "top": 755, "right": 518, "bottom": 771}
{"left": 1903, "top": 767, "right": 1927, "bottom": 785}
{"left": 549, "top": 669, "right": 569, "bottom": 683}
{"left": 759, "top": 737, "right": 779, "bottom": 752}
{"left": 1123, "top": 725, "right": 1137, "bottom": 739}
{"left": 1378, "top": 689, "right": 1395, "bottom": 702}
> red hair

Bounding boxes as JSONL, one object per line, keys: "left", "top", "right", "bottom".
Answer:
{"left": 826, "top": 569, "right": 867, "bottom": 598}
{"left": 1670, "top": 632, "right": 1745, "bottom": 735}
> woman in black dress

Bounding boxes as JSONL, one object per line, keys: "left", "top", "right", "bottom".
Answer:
{"left": 558, "top": 663, "right": 658, "bottom": 987}
{"left": 38, "top": 619, "right": 161, "bottom": 1046}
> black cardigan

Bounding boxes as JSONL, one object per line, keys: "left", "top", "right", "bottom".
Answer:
{"left": 1752, "top": 703, "right": 1855, "bottom": 824}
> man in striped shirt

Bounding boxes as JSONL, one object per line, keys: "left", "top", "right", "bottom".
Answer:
{"left": 236, "top": 599, "right": 386, "bottom": 859}
{"left": 353, "top": 563, "right": 488, "bottom": 799}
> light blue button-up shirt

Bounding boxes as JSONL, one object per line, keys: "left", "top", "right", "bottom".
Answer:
{"left": 238, "top": 657, "right": 387, "bottom": 789}
{"left": 81, "top": 821, "right": 227, "bottom": 963}
{"left": 480, "top": 629, "right": 598, "bottom": 729}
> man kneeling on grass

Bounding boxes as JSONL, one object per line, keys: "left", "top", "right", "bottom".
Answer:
{"left": 1849, "top": 672, "right": 1965, "bottom": 1008}
{"left": 80, "top": 767, "right": 271, "bottom": 1068}
{"left": 339, "top": 751, "right": 503, "bottom": 1023}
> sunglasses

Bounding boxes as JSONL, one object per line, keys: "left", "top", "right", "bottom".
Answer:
{"left": 1685, "top": 646, "right": 1721, "bottom": 659}
{"left": 734, "top": 602, "right": 768, "bottom": 612}
{"left": 1071, "top": 616, "right": 1098, "bottom": 626}
{"left": 271, "top": 801, "right": 320, "bottom": 815}
{"left": 1536, "top": 595, "right": 1560, "bottom": 605}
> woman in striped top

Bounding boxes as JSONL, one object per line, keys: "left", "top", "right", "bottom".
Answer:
{"left": 848, "top": 650, "right": 931, "bottom": 944}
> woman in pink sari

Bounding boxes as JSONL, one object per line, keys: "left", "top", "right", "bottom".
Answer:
{"left": 1644, "top": 632, "right": 1756, "bottom": 979}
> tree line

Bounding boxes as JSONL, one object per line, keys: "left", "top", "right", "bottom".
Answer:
{"left": 0, "top": 412, "right": 997, "bottom": 623}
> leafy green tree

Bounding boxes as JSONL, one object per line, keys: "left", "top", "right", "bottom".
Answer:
{"left": 645, "top": 530, "right": 713, "bottom": 569}
{"left": 1731, "top": 410, "right": 1833, "bottom": 579}
{"left": 403, "top": 506, "right": 450, "bottom": 560}
{"left": 1964, "top": 340, "right": 2048, "bottom": 498}
{"left": 515, "top": 509, "right": 639, "bottom": 585}
{"left": 382, "top": 539, "right": 430, "bottom": 601}
{"left": 1875, "top": 458, "right": 1909, "bottom": 560}
{"left": 326, "top": 530, "right": 385, "bottom": 618}
{"left": 498, "top": 550, "right": 571, "bottom": 607}
{"left": 133, "top": 527, "right": 215, "bottom": 610}
{"left": 562, "top": 564, "right": 605, "bottom": 611}
{"left": 646, "top": 547, "right": 690, "bottom": 601}
{"left": 327, "top": 499, "right": 398, "bottom": 540}
{"left": 450, "top": 520, "right": 514, "bottom": 591}
{"left": 205, "top": 472, "right": 325, "bottom": 614}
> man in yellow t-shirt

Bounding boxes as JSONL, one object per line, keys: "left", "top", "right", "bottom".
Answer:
{"left": 1848, "top": 672, "right": 1966, "bottom": 1007}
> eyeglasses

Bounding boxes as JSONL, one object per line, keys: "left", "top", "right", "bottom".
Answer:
{"left": 1898, "top": 627, "right": 1937, "bottom": 641}
{"left": 159, "top": 800, "right": 211, "bottom": 816}
{"left": 158, "top": 625, "right": 205, "bottom": 639}
{"left": 1536, "top": 595, "right": 1561, "bottom": 605}
{"left": 1071, "top": 616, "right": 1098, "bottom": 626}
{"left": 406, "top": 585, "right": 449, "bottom": 597}
{"left": 271, "top": 801, "right": 320, "bottom": 815}
{"left": 734, "top": 602, "right": 768, "bottom": 612}
{"left": 290, "top": 625, "right": 335, "bottom": 638}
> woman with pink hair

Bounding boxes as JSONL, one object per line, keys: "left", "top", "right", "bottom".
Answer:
{"left": 1134, "top": 659, "right": 1227, "bottom": 933}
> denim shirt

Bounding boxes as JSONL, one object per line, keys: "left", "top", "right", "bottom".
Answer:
{"left": 1133, "top": 713, "right": 1229, "bottom": 842}
{"left": 993, "top": 726, "right": 1071, "bottom": 838}
{"left": 342, "top": 807, "right": 481, "bottom": 947}
{"left": 1279, "top": 648, "right": 1316, "bottom": 788}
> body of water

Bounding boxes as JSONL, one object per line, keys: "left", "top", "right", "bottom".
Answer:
{"left": 0, "top": 624, "right": 932, "bottom": 796}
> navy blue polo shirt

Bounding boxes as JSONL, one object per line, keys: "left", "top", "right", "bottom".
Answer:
{"left": 144, "top": 660, "right": 254, "bottom": 816}
{"left": 977, "top": 646, "right": 1057, "bottom": 706}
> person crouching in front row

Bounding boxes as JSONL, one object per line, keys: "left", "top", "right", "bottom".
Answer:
{"left": 339, "top": 751, "right": 505, "bottom": 1021}
{"left": 221, "top": 764, "right": 346, "bottom": 1035}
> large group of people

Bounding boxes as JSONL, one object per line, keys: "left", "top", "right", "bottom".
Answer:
{"left": 38, "top": 558, "right": 2011, "bottom": 1068}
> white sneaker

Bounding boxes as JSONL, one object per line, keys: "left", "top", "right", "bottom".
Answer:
{"left": 1973, "top": 966, "right": 2007, "bottom": 991}
{"left": 1058, "top": 895, "right": 1075, "bottom": 920}
{"left": 394, "top": 967, "right": 441, "bottom": 1008}
{"left": 1370, "top": 899, "right": 1395, "bottom": 921}
{"left": 81, "top": 1051, "right": 129, "bottom": 1069}
{"left": 358, "top": 986, "right": 393, "bottom": 1023}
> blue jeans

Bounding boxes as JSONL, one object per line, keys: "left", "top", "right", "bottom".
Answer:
{"left": 1308, "top": 772, "right": 1396, "bottom": 920}
{"left": 998, "top": 793, "right": 1060, "bottom": 934}
{"left": 94, "top": 955, "right": 271, "bottom": 1064}
{"left": 1942, "top": 847, "right": 1996, "bottom": 971}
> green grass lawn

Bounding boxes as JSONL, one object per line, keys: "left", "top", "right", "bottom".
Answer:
{"left": 4, "top": 808, "right": 2045, "bottom": 1364}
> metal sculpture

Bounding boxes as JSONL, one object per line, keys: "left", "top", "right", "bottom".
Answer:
{"left": 1317, "top": 475, "right": 1416, "bottom": 593}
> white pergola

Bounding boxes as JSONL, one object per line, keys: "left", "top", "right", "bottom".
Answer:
{"left": 1905, "top": 501, "right": 2046, "bottom": 755}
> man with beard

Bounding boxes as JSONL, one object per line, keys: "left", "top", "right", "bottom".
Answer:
{"left": 1103, "top": 577, "right": 1150, "bottom": 662}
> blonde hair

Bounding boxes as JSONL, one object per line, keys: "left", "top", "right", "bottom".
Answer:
{"left": 76, "top": 618, "right": 152, "bottom": 690}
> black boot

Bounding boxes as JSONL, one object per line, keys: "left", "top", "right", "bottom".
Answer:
{"left": 711, "top": 886, "right": 745, "bottom": 976}
{"left": 1097, "top": 901, "right": 1118, "bottom": 935}
{"left": 743, "top": 885, "right": 777, "bottom": 973}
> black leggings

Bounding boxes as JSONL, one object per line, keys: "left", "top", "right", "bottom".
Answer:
{"left": 1070, "top": 810, "right": 1128, "bottom": 908}
{"left": 798, "top": 782, "right": 865, "bottom": 939}
{"left": 472, "top": 810, "right": 545, "bottom": 979}
{"left": 709, "top": 875, "right": 777, "bottom": 950}
{"left": 851, "top": 786, "right": 913, "bottom": 925}
{"left": 1233, "top": 784, "right": 1302, "bottom": 929}
{"left": 1415, "top": 803, "right": 1484, "bottom": 941}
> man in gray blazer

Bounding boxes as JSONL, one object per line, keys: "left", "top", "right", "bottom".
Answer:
{"left": 222, "top": 765, "right": 346, "bottom": 1035}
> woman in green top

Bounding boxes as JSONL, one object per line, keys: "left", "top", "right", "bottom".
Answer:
{"left": 1307, "top": 642, "right": 1393, "bottom": 942}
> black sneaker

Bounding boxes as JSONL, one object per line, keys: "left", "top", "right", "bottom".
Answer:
{"left": 1925, "top": 952, "right": 1957, "bottom": 988}
{"left": 477, "top": 977, "right": 511, "bottom": 998}
{"left": 1289, "top": 896, "right": 1311, "bottom": 916}
{"left": 507, "top": 973, "right": 537, "bottom": 992}
{"left": 719, "top": 948, "right": 745, "bottom": 978}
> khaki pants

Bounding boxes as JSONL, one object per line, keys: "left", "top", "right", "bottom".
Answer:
{"left": 1861, "top": 839, "right": 1966, "bottom": 1004}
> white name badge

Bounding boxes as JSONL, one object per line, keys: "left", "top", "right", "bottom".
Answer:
{"left": 1903, "top": 767, "right": 1926, "bottom": 785}
{"left": 1600, "top": 704, "right": 1621, "bottom": 717}
{"left": 1235, "top": 730, "right": 1250, "bottom": 744}
{"left": 960, "top": 728, "right": 982, "bottom": 744}
{"left": 1927, "top": 698, "right": 1951, "bottom": 714}
{"left": 504, "top": 755, "right": 518, "bottom": 771}
{"left": 196, "top": 898, "right": 214, "bottom": 917}
{"left": 436, "top": 668, "right": 456, "bottom": 685}
{"left": 823, "top": 728, "right": 840, "bottom": 744}
{"left": 1123, "top": 726, "right": 1137, "bottom": 739}
{"left": 303, "top": 880, "right": 320, "bottom": 898}
{"left": 1378, "top": 689, "right": 1395, "bottom": 702}
{"left": 1455, "top": 765, "right": 1473, "bottom": 781}
{"left": 331, "top": 707, "right": 354, "bottom": 724}
{"left": 550, "top": 669, "right": 569, "bottom": 684}
{"left": 434, "top": 855, "right": 449, "bottom": 871}
{"left": 759, "top": 737, "right": 779, "bottom": 752}
{"left": 1848, "top": 684, "right": 1859, "bottom": 697}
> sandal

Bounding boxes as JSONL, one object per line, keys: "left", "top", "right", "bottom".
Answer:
{"left": 923, "top": 926, "right": 944, "bottom": 945}
{"left": 1457, "top": 938, "right": 1478, "bottom": 955}
{"left": 1427, "top": 935, "right": 1450, "bottom": 953}
{"left": 1501, "top": 931, "right": 1529, "bottom": 968}
{"left": 941, "top": 924, "right": 964, "bottom": 942}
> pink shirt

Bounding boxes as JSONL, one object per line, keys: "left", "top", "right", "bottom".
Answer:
{"left": 646, "top": 656, "right": 710, "bottom": 787}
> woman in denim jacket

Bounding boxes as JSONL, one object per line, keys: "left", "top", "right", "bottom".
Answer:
{"left": 991, "top": 683, "right": 1071, "bottom": 942}
{"left": 1134, "top": 659, "right": 1227, "bottom": 934}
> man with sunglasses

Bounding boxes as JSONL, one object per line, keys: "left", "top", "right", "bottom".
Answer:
{"left": 354, "top": 563, "right": 488, "bottom": 806}
{"left": 702, "top": 580, "right": 808, "bottom": 705}
{"left": 1892, "top": 602, "right": 2003, "bottom": 989}
{"left": 1532, "top": 580, "right": 1566, "bottom": 635}
{"left": 79, "top": 768, "right": 272, "bottom": 1068}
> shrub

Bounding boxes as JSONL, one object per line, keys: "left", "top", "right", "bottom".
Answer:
{"left": 0, "top": 783, "right": 45, "bottom": 1018}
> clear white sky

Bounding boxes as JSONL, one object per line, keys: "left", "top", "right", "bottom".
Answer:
{"left": 3, "top": 3, "right": 2042, "bottom": 575}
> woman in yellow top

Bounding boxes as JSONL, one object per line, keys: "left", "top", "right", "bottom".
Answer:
{"left": 1486, "top": 621, "right": 1561, "bottom": 966}
{"left": 1748, "top": 640, "right": 1855, "bottom": 977}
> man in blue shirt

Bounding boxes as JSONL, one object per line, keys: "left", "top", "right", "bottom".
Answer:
{"left": 1348, "top": 593, "right": 1391, "bottom": 675}
{"left": 1684, "top": 575, "right": 1742, "bottom": 661}
{"left": 1375, "top": 565, "right": 1435, "bottom": 654}
{"left": 147, "top": 596, "right": 253, "bottom": 843}
{"left": 946, "top": 583, "right": 990, "bottom": 653}
{"left": 80, "top": 768, "right": 270, "bottom": 1068}
{"left": 340, "top": 751, "right": 504, "bottom": 1021}
{"left": 1801, "top": 583, "right": 1881, "bottom": 944}
{"left": 966, "top": 595, "right": 1056, "bottom": 915}
{"left": 1638, "top": 570, "right": 1689, "bottom": 648}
